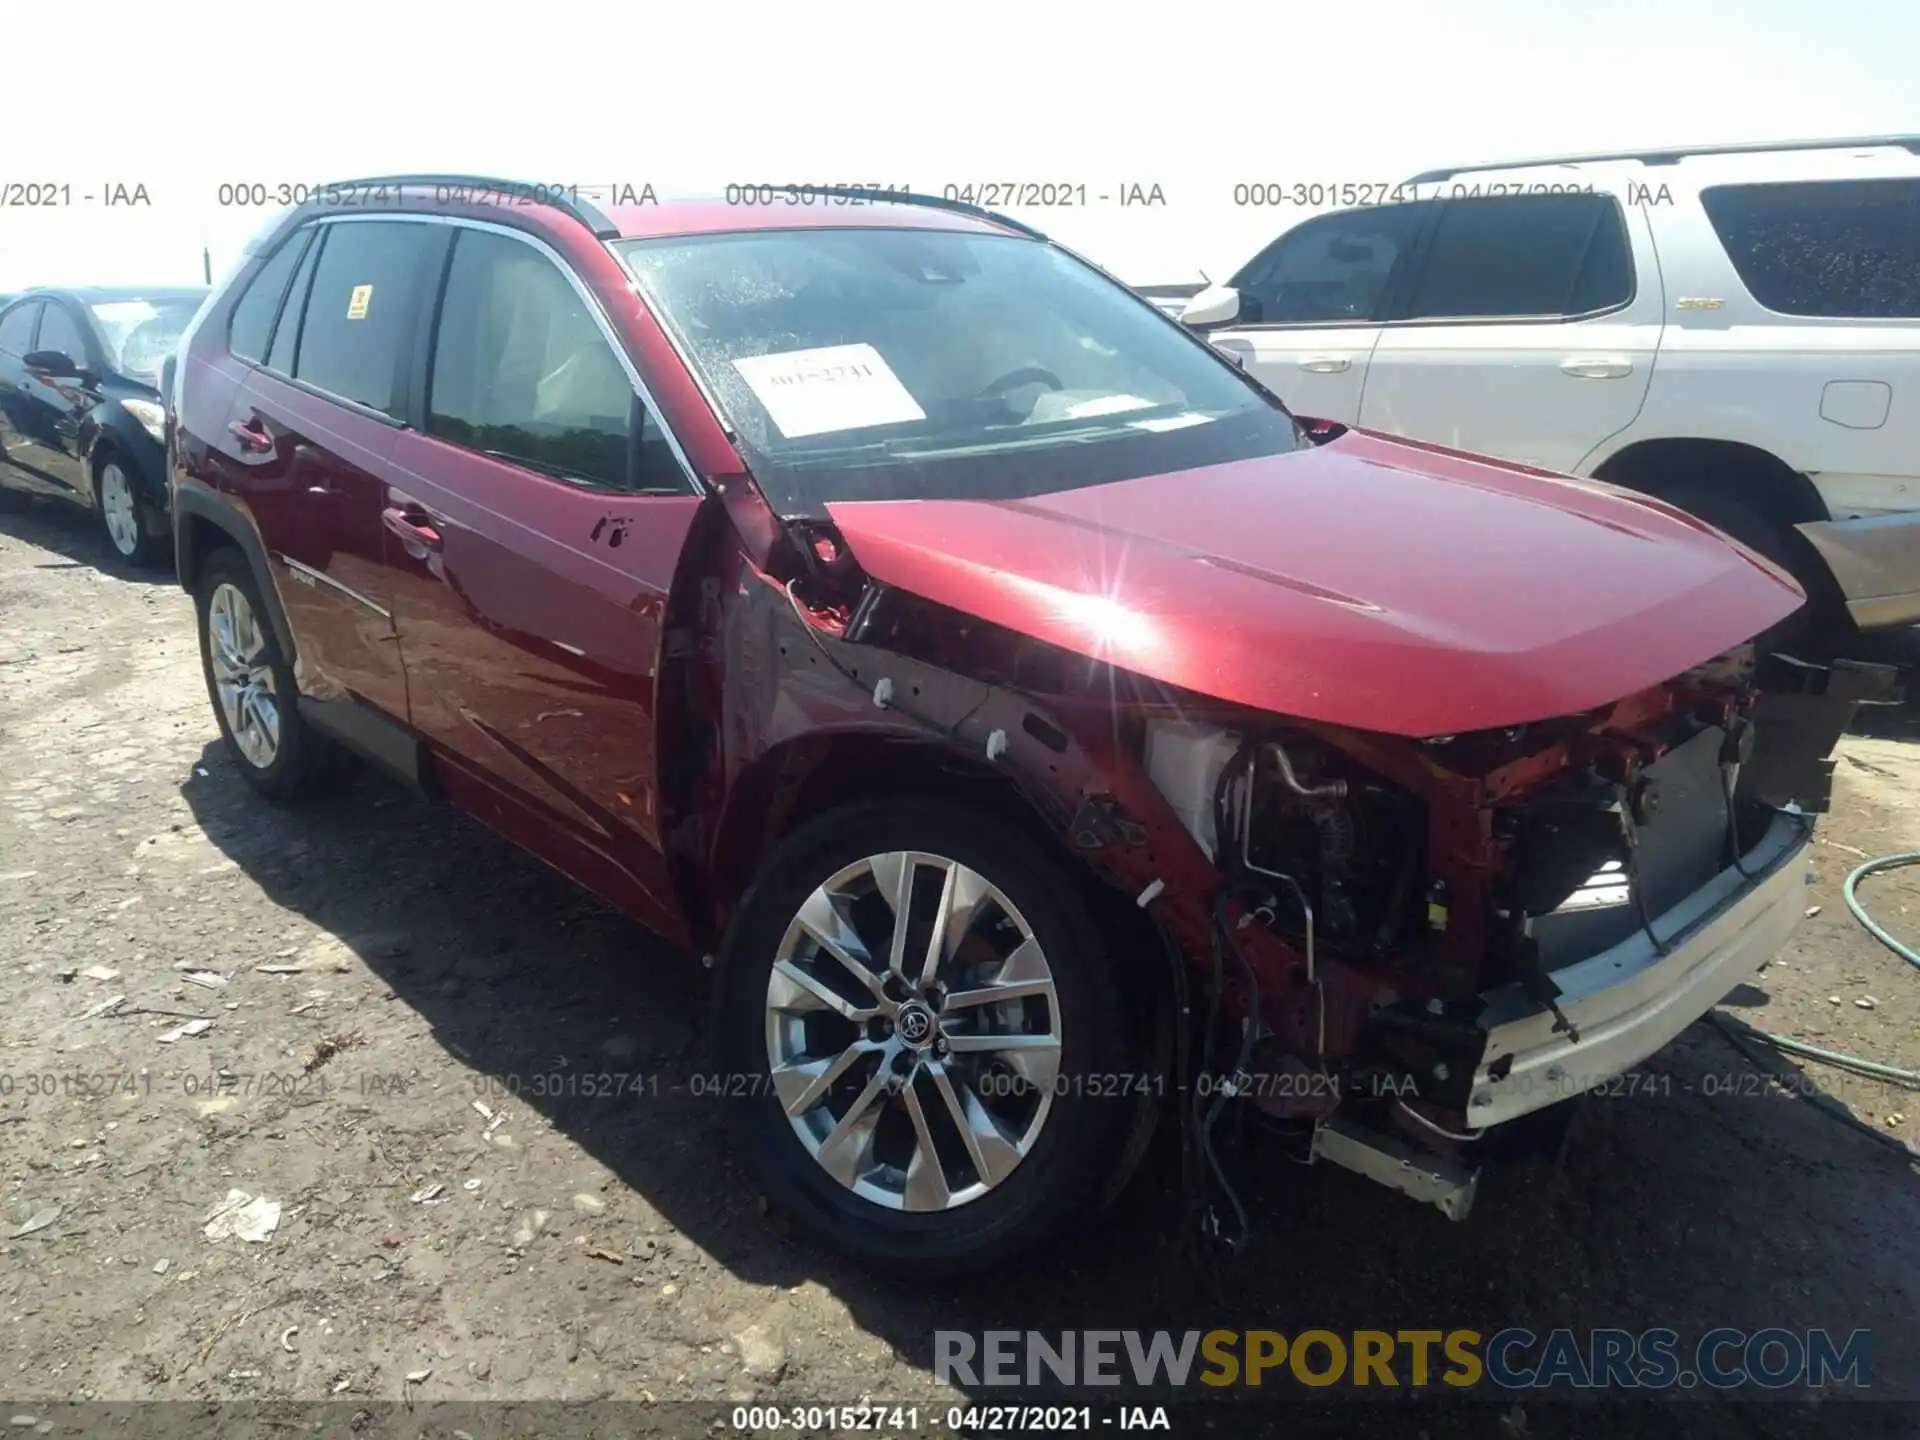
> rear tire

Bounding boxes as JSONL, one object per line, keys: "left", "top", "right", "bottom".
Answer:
{"left": 714, "top": 799, "right": 1157, "bottom": 1272}
{"left": 195, "top": 549, "right": 334, "bottom": 801}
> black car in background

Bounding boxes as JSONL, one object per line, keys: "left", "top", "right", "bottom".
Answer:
{"left": 0, "top": 286, "right": 208, "bottom": 566}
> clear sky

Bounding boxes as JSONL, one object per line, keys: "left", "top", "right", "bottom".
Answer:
{"left": 1, "top": 0, "right": 1915, "bottom": 292}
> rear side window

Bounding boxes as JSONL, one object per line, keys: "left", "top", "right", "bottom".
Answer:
{"left": 1399, "top": 194, "right": 1633, "bottom": 320}
{"left": 228, "top": 230, "right": 312, "bottom": 364}
{"left": 293, "top": 221, "right": 438, "bottom": 417}
{"left": 268, "top": 231, "right": 324, "bottom": 375}
{"left": 1701, "top": 178, "right": 1920, "bottom": 319}
{"left": 36, "top": 304, "right": 90, "bottom": 365}
{"left": 428, "top": 228, "right": 674, "bottom": 491}
{"left": 1231, "top": 204, "right": 1423, "bottom": 324}
{"left": 0, "top": 302, "right": 39, "bottom": 354}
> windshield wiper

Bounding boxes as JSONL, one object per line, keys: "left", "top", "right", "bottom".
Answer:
{"left": 780, "top": 421, "right": 1147, "bottom": 470}
{"left": 882, "top": 422, "right": 1149, "bottom": 461}
{"left": 781, "top": 437, "right": 929, "bottom": 471}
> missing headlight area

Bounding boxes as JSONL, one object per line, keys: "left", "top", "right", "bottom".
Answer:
{"left": 1144, "top": 722, "right": 1425, "bottom": 962}
{"left": 1543, "top": 860, "right": 1630, "bottom": 912}
{"left": 1500, "top": 720, "right": 1736, "bottom": 971}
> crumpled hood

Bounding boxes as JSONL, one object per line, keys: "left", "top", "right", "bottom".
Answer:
{"left": 825, "top": 428, "right": 1804, "bottom": 737}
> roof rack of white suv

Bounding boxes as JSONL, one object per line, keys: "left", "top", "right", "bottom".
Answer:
{"left": 1405, "top": 133, "right": 1920, "bottom": 184}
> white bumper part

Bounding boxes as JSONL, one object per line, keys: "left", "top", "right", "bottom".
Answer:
{"left": 1796, "top": 510, "right": 1920, "bottom": 631}
{"left": 1469, "top": 810, "right": 1812, "bottom": 1130}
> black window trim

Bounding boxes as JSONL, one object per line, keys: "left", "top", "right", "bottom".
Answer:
{"left": 237, "top": 215, "right": 441, "bottom": 431}
{"left": 268, "top": 222, "right": 327, "bottom": 382}
{"left": 408, "top": 214, "right": 702, "bottom": 496}
{"left": 224, "top": 224, "right": 317, "bottom": 366}
{"left": 232, "top": 213, "right": 705, "bottom": 477}
{"left": 0, "top": 299, "right": 45, "bottom": 356}
{"left": 1697, "top": 176, "right": 1920, "bottom": 323}
{"left": 1379, "top": 192, "right": 1640, "bottom": 328}
{"left": 35, "top": 299, "right": 103, "bottom": 372}
{"left": 1222, "top": 201, "right": 1439, "bottom": 332}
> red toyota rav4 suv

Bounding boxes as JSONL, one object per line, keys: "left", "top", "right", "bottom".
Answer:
{"left": 167, "top": 176, "right": 1887, "bottom": 1269}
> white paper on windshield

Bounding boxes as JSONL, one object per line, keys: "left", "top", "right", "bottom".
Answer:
{"left": 1129, "top": 412, "right": 1211, "bottom": 432}
{"left": 731, "top": 344, "right": 925, "bottom": 439}
{"left": 1063, "top": 394, "right": 1155, "bottom": 419}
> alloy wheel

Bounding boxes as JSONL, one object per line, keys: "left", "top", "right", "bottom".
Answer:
{"left": 100, "top": 463, "right": 140, "bottom": 557}
{"left": 207, "top": 582, "right": 280, "bottom": 769}
{"left": 765, "top": 851, "right": 1062, "bottom": 1213}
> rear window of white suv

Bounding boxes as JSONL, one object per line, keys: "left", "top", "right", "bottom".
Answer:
{"left": 1701, "top": 178, "right": 1920, "bottom": 319}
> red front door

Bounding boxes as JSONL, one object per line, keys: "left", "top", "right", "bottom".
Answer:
{"left": 378, "top": 222, "right": 706, "bottom": 941}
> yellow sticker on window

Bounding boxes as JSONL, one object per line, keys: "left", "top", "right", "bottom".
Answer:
{"left": 346, "top": 284, "right": 373, "bottom": 320}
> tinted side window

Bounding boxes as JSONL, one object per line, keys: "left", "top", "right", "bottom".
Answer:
{"left": 0, "top": 302, "right": 39, "bottom": 354}
{"left": 268, "top": 229, "right": 324, "bottom": 375}
{"left": 1701, "top": 179, "right": 1920, "bottom": 319}
{"left": 36, "top": 304, "right": 89, "bottom": 364}
{"left": 228, "top": 230, "right": 312, "bottom": 364}
{"left": 1231, "top": 204, "right": 1422, "bottom": 324}
{"left": 293, "top": 221, "right": 437, "bottom": 416}
{"left": 428, "top": 229, "right": 670, "bottom": 491}
{"left": 1399, "top": 194, "right": 1633, "bottom": 320}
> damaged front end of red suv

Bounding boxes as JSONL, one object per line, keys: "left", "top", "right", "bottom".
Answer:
{"left": 669, "top": 429, "right": 1899, "bottom": 1235}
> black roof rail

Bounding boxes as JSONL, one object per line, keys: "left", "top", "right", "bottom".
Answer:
{"left": 1404, "top": 133, "right": 1920, "bottom": 185}
{"left": 308, "top": 174, "right": 623, "bottom": 239}
{"left": 775, "top": 186, "right": 1052, "bottom": 241}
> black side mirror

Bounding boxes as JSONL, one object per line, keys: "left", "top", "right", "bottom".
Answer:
{"left": 23, "top": 349, "right": 81, "bottom": 379}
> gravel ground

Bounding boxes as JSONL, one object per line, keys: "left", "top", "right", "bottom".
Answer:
{"left": 1, "top": 499, "right": 1917, "bottom": 1439}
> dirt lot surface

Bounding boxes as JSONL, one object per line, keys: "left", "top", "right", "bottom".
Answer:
{"left": 2, "top": 500, "right": 1917, "bottom": 1439}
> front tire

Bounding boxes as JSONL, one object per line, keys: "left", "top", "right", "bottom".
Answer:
{"left": 96, "top": 455, "right": 167, "bottom": 569}
{"left": 714, "top": 800, "right": 1156, "bottom": 1271}
{"left": 195, "top": 549, "right": 333, "bottom": 800}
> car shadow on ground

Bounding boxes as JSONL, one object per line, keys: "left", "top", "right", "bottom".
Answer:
{"left": 0, "top": 493, "right": 177, "bottom": 584}
{"left": 177, "top": 742, "right": 1920, "bottom": 1436}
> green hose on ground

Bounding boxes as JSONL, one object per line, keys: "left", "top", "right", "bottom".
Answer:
{"left": 1706, "top": 851, "right": 1920, "bottom": 1160}
{"left": 1841, "top": 851, "right": 1920, "bottom": 972}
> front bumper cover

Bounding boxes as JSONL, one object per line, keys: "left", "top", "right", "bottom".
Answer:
{"left": 1467, "top": 808, "right": 1812, "bottom": 1129}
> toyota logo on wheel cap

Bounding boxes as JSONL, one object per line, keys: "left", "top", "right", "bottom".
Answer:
{"left": 896, "top": 1002, "right": 935, "bottom": 1048}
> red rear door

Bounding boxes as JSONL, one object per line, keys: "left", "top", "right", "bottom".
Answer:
{"left": 218, "top": 217, "right": 446, "bottom": 722}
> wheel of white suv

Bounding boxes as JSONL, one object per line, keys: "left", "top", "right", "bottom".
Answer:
{"left": 714, "top": 800, "right": 1156, "bottom": 1270}
{"left": 1662, "top": 483, "right": 1823, "bottom": 648}
{"left": 95, "top": 456, "right": 166, "bottom": 568}
{"left": 194, "top": 549, "right": 334, "bottom": 800}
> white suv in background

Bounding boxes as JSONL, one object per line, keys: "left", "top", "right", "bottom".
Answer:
{"left": 1181, "top": 135, "right": 1920, "bottom": 638}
